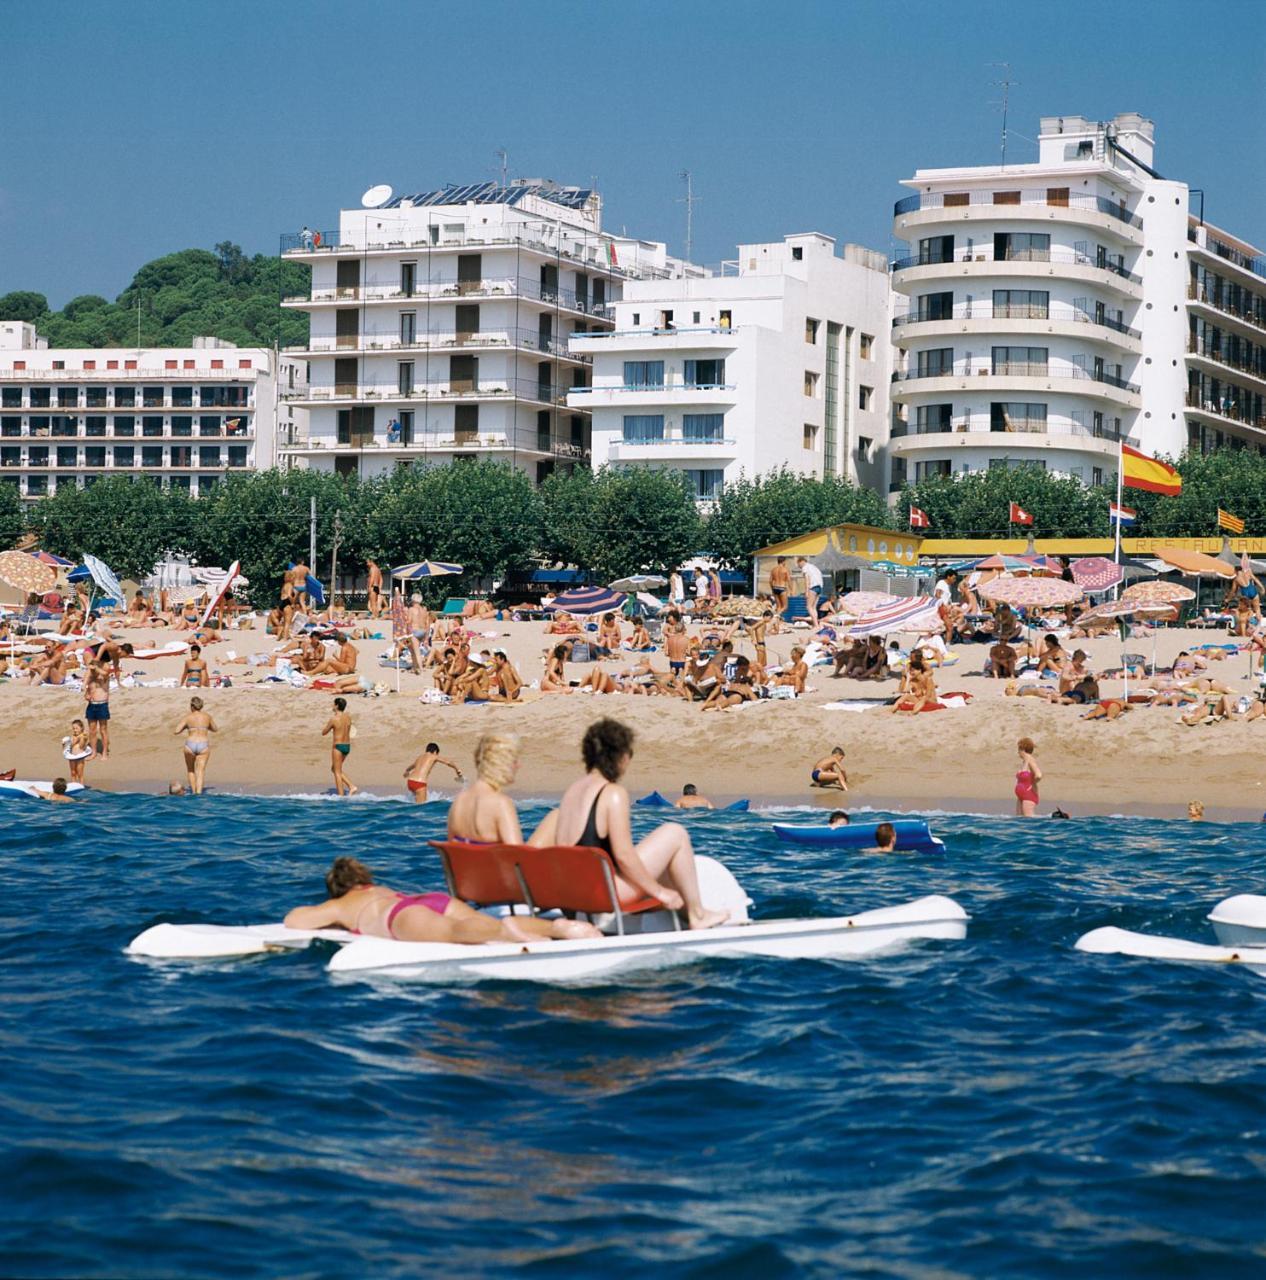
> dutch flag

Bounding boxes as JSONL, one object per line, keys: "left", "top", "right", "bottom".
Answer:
{"left": 1109, "top": 502, "right": 1136, "bottom": 525}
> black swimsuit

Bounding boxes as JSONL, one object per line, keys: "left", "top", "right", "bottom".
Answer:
{"left": 578, "top": 785, "right": 613, "bottom": 853}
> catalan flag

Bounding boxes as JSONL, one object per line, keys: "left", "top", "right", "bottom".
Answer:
{"left": 1121, "top": 444, "right": 1182, "bottom": 495}
{"left": 1218, "top": 508, "right": 1246, "bottom": 534}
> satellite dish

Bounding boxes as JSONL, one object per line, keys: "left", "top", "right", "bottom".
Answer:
{"left": 361, "top": 184, "right": 393, "bottom": 209}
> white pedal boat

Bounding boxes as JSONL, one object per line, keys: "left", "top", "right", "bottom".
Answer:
{"left": 128, "top": 893, "right": 967, "bottom": 981}
{"left": 1075, "top": 894, "right": 1266, "bottom": 974}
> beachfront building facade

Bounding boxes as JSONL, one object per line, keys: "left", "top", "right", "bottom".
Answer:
{"left": 277, "top": 181, "right": 699, "bottom": 485}
{"left": 570, "top": 234, "right": 893, "bottom": 502}
{"left": 888, "top": 112, "right": 1266, "bottom": 491}
{"left": 0, "top": 322, "right": 279, "bottom": 503}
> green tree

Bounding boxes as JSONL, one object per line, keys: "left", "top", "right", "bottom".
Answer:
{"left": 0, "top": 480, "right": 26, "bottom": 547}
{"left": 704, "top": 469, "right": 892, "bottom": 568}
{"left": 0, "top": 291, "right": 49, "bottom": 323}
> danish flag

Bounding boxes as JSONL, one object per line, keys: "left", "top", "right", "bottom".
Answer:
{"left": 909, "top": 506, "right": 930, "bottom": 529}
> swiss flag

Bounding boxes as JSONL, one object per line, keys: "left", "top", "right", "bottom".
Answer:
{"left": 1009, "top": 501, "right": 1034, "bottom": 526}
{"left": 909, "top": 505, "right": 930, "bottom": 529}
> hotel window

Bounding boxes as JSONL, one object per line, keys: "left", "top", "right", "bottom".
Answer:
{"left": 992, "top": 346, "right": 1047, "bottom": 375}
{"left": 1, "top": 388, "right": 19, "bottom": 408}
{"left": 804, "top": 370, "right": 819, "bottom": 396}
{"left": 803, "top": 423, "right": 818, "bottom": 449}
{"left": 172, "top": 386, "right": 194, "bottom": 407}
{"left": 622, "top": 414, "right": 665, "bottom": 443}
{"left": 171, "top": 416, "right": 193, "bottom": 437}
{"left": 0, "top": 446, "right": 18, "bottom": 465}
{"left": 398, "top": 410, "right": 414, "bottom": 446}
{"left": 29, "top": 387, "right": 50, "bottom": 408}
{"left": 683, "top": 413, "right": 724, "bottom": 442}
{"left": 992, "top": 289, "right": 1048, "bottom": 319}
{"left": 684, "top": 468, "right": 724, "bottom": 500}
{"left": 170, "top": 446, "right": 192, "bottom": 468}
{"left": 28, "top": 446, "right": 49, "bottom": 466}
{"left": 86, "top": 386, "right": 107, "bottom": 407}
{"left": 805, "top": 317, "right": 820, "bottom": 344}
{"left": 914, "top": 459, "right": 952, "bottom": 480}
{"left": 916, "top": 348, "right": 954, "bottom": 377}
{"left": 915, "top": 404, "right": 953, "bottom": 434}
{"left": 858, "top": 385, "right": 873, "bottom": 410}
{"left": 199, "top": 416, "right": 221, "bottom": 437}
{"left": 27, "top": 475, "right": 48, "bottom": 495}
{"left": 719, "top": 310, "right": 732, "bottom": 329}
{"left": 1, "top": 417, "right": 19, "bottom": 437}
{"left": 169, "top": 475, "right": 191, "bottom": 492}
{"left": 228, "top": 446, "right": 248, "bottom": 467}
{"left": 859, "top": 333, "right": 874, "bottom": 359}
{"left": 57, "top": 387, "right": 78, "bottom": 407}
{"left": 57, "top": 446, "right": 77, "bottom": 467}
{"left": 142, "top": 416, "right": 164, "bottom": 437}
{"left": 916, "top": 292, "right": 954, "bottom": 321}
{"left": 114, "top": 386, "right": 135, "bottom": 407}
{"left": 143, "top": 386, "right": 164, "bottom": 407}
{"left": 993, "top": 232, "right": 1049, "bottom": 262}
{"left": 918, "top": 235, "right": 954, "bottom": 265}
{"left": 397, "top": 361, "right": 415, "bottom": 395}
{"left": 791, "top": 245, "right": 803, "bottom": 260}
{"left": 85, "top": 447, "right": 106, "bottom": 467}
{"left": 623, "top": 361, "right": 664, "bottom": 389}
{"left": 1092, "top": 467, "right": 1104, "bottom": 486}
{"left": 400, "top": 312, "right": 417, "bottom": 345}
{"left": 113, "top": 446, "right": 134, "bottom": 466}
{"left": 29, "top": 416, "right": 50, "bottom": 437}
{"left": 141, "top": 446, "right": 163, "bottom": 468}
{"left": 401, "top": 263, "right": 417, "bottom": 297}
{"left": 990, "top": 402, "right": 1047, "bottom": 432}
{"left": 113, "top": 416, "right": 135, "bottom": 436}
{"left": 199, "top": 446, "right": 221, "bottom": 467}
{"left": 684, "top": 359, "right": 725, "bottom": 388}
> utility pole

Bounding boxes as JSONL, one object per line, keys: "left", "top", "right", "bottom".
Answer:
{"left": 990, "top": 64, "right": 1018, "bottom": 168}
{"left": 678, "top": 170, "right": 698, "bottom": 262}
{"left": 309, "top": 496, "right": 317, "bottom": 570}
{"left": 329, "top": 509, "right": 343, "bottom": 602}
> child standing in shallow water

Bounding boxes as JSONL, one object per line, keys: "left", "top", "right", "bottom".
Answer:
{"left": 62, "top": 718, "right": 93, "bottom": 783}
{"left": 1015, "top": 737, "right": 1042, "bottom": 818}
{"left": 402, "top": 741, "right": 463, "bottom": 803}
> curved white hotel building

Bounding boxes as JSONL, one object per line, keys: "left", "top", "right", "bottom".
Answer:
{"left": 889, "top": 113, "right": 1193, "bottom": 489}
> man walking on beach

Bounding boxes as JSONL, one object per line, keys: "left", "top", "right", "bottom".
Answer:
{"left": 797, "top": 556, "right": 823, "bottom": 626}
{"left": 366, "top": 560, "right": 384, "bottom": 617}
{"left": 769, "top": 556, "right": 790, "bottom": 618}
{"left": 322, "top": 697, "right": 357, "bottom": 797}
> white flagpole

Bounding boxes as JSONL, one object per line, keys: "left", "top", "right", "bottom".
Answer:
{"left": 1113, "top": 440, "right": 1125, "bottom": 602}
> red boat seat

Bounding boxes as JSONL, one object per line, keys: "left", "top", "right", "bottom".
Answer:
{"left": 428, "top": 841, "right": 675, "bottom": 934}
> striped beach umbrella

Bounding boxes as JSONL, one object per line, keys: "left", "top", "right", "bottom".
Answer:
{"left": 82, "top": 553, "right": 125, "bottom": 603}
{"left": 846, "top": 596, "right": 942, "bottom": 637}
{"left": 547, "top": 586, "right": 627, "bottom": 616}
{"left": 392, "top": 561, "right": 463, "bottom": 579}
{"left": 31, "top": 550, "right": 75, "bottom": 568}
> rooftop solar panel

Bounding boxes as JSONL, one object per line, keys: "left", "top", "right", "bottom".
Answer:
{"left": 384, "top": 180, "right": 593, "bottom": 211}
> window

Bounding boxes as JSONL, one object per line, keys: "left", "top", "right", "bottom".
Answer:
{"left": 85, "top": 447, "right": 106, "bottom": 468}
{"left": 791, "top": 245, "right": 803, "bottom": 260}
{"left": 805, "top": 317, "right": 820, "bottom": 344}
{"left": 803, "top": 423, "right": 818, "bottom": 449}
{"left": 683, "top": 413, "right": 724, "bottom": 442}
{"left": 141, "top": 446, "right": 163, "bottom": 468}
{"left": 991, "top": 346, "right": 1047, "bottom": 375}
{"left": 114, "top": 386, "right": 135, "bottom": 407}
{"left": 1047, "top": 187, "right": 1070, "bottom": 207}
{"left": 858, "top": 385, "right": 873, "bottom": 411}
{"left": 164, "top": 360, "right": 176, "bottom": 370}
{"left": 684, "top": 468, "right": 724, "bottom": 500}
{"left": 857, "top": 435, "right": 873, "bottom": 457}
{"left": 623, "top": 361, "right": 664, "bottom": 389}
{"left": 28, "top": 446, "right": 49, "bottom": 466}
{"left": 400, "top": 312, "right": 417, "bottom": 345}
{"left": 114, "top": 416, "right": 135, "bottom": 437}
{"left": 914, "top": 460, "right": 952, "bottom": 480}
{"left": 398, "top": 410, "right": 414, "bottom": 446}
{"left": 143, "top": 416, "right": 164, "bottom": 437}
{"left": 992, "top": 289, "right": 1049, "bottom": 319}
{"left": 915, "top": 404, "right": 952, "bottom": 434}
{"left": 0, "top": 417, "right": 17, "bottom": 437}
{"left": 85, "top": 417, "right": 106, "bottom": 437}
{"left": 397, "top": 361, "right": 415, "bottom": 395}
{"left": 918, "top": 235, "right": 954, "bottom": 265}
{"left": 989, "top": 457, "right": 1047, "bottom": 471}
{"left": 238, "top": 360, "right": 251, "bottom": 370}
{"left": 172, "top": 416, "right": 193, "bottom": 437}
{"left": 719, "top": 310, "right": 732, "bottom": 329}
{"left": 113, "top": 446, "right": 134, "bottom": 467}
{"left": 57, "top": 446, "right": 77, "bottom": 467}
{"left": 1, "top": 389, "right": 19, "bottom": 408}
{"left": 692, "top": 311, "right": 700, "bottom": 325}
{"left": 199, "top": 446, "right": 222, "bottom": 467}
{"left": 1092, "top": 466, "right": 1104, "bottom": 486}
{"left": 916, "top": 348, "right": 954, "bottom": 377}
{"left": 228, "top": 446, "right": 248, "bottom": 468}
{"left": 52, "top": 360, "right": 65, "bottom": 370}
{"left": 631, "top": 313, "right": 640, "bottom": 326}
{"left": 172, "top": 386, "right": 194, "bottom": 407}
{"left": 804, "top": 370, "right": 819, "bottom": 396}
{"left": 29, "top": 387, "right": 50, "bottom": 408}
{"left": 86, "top": 386, "right": 107, "bottom": 407}
{"left": 994, "top": 190, "right": 1021, "bottom": 205}
{"left": 622, "top": 414, "right": 665, "bottom": 443}
{"left": 58, "top": 387, "right": 77, "bottom": 407}
{"left": 990, "top": 402, "right": 1047, "bottom": 432}
{"left": 170, "top": 446, "right": 192, "bottom": 468}
{"left": 658, "top": 310, "right": 674, "bottom": 330}
{"left": 859, "top": 333, "right": 874, "bottom": 359}
{"left": 143, "top": 386, "right": 163, "bottom": 407}
{"left": 993, "top": 232, "right": 1049, "bottom": 261}
{"left": 684, "top": 358, "right": 725, "bottom": 387}
{"left": 401, "top": 262, "right": 416, "bottom": 297}
{"left": 198, "top": 416, "right": 221, "bottom": 437}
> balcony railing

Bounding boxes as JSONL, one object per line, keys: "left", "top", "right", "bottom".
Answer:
{"left": 0, "top": 367, "right": 257, "bottom": 382}
{"left": 1187, "top": 282, "right": 1266, "bottom": 334}
{"left": 572, "top": 325, "right": 738, "bottom": 341}
{"left": 894, "top": 190, "right": 1142, "bottom": 228}
{"left": 285, "top": 276, "right": 614, "bottom": 317}
{"left": 570, "top": 382, "right": 735, "bottom": 395}
{"left": 1186, "top": 390, "right": 1266, "bottom": 430}
{"left": 1189, "top": 226, "right": 1266, "bottom": 281}
{"left": 285, "top": 377, "right": 576, "bottom": 405}
{"left": 280, "top": 429, "right": 587, "bottom": 457}
{"left": 284, "top": 327, "right": 587, "bottom": 359}
{"left": 891, "top": 414, "right": 1124, "bottom": 442}
{"left": 616, "top": 434, "right": 736, "bottom": 447}
{"left": 891, "top": 246, "right": 1142, "bottom": 284}
{"left": 892, "top": 360, "right": 1140, "bottom": 393}
{"left": 1187, "top": 339, "right": 1266, "bottom": 383}
{"left": 892, "top": 301, "right": 1141, "bottom": 338}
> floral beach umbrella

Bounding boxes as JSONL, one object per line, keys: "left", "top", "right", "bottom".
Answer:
{"left": 978, "top": 575, "right": 1082, "bottom": 608}
{"left": 1070, "top": 556, "right": 1125, "bottom": 593}
{"left": 1121, "top": 581, "right": 1196, "bottom": 605}
{"left": 0, "top": 550, "right": 56, "bottom": 597}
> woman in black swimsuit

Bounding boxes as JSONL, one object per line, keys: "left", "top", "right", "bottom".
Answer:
{"left": 536, "top": 718, "right": 729, "bottom": 931}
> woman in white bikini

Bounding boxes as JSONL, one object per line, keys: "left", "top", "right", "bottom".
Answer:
{"left": 173, "top": 696, "right": 217, "bottom": 795}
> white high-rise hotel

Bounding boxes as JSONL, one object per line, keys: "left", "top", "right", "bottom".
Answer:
{"left": 889, "top": 113, "right": 1266, "bottom": 489}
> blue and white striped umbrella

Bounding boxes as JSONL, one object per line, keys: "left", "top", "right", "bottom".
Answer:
{"left": 82, "top": 553, "right": 124, "bottom": 603}
{"left": 392, "top": 561, "right": 463, "bottom": 579}
{"left": 547, "top": 586, "right": 627, "bottom": 616}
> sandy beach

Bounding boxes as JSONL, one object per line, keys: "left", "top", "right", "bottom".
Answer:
{"left": 3, "top": 611, "right": 1260, "bottom": 820}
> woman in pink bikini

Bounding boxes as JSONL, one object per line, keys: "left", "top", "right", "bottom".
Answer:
{"left": 1014, "top": 736, "right": 1042, "bottom": 818}
{"left": 284, "top": 854, "right": 597, "bottom": 945}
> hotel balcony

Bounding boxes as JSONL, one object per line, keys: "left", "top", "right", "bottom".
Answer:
{"left": 1185, "top": 390, "right": 1266, "bottom": 438}
{"left": 0, "top": 367, "right": 259, "bottom": 382}
{"left": 284, "top": 327, "right": 589, "bottom": 364}
{"left": 283, "top": 377, "right": 576, "bottom": 409}
{"left": 569, "top": 326, "right": 740, "bottom": 354}
{"left": 893, "top": 303, "right": 1141, "bottom": 353}
{"left": 1188, "top": 225, "right": 1266, "bottom": 287}
{"left": 282, "top": 276, "right": 614, "bottom": 322}
{"left": 888, "top": 415, "right": 1123, "bottom": 461}
{"left": 1187, "top": 282, "right": 1266, "bottom": 341}
{"left": 604, "top": 433, "right": 739, "bottom": 462}
{"left": 894, "top": 190, "right": 1142, "bottom": 243}
{"left": 1187, "top": 340, "right": 1266, "bottom": 395}
{"left": 567, "top": 382, "right": 738, "bottom": 410}
{"left": 279, "top": 429, "right": 588, "bottom": 461}
{"left": 891, "top": 360, "right": 1140, "bottom": 408}
{"left": 891, "top": 247, "right": 1142, "bottom": 299}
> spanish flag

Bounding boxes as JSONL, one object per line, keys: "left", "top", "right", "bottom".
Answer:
{"left": 1121, "top": 444, "right": 1182, "bottom": 495}
{"left": 1218, "top": 508, "right": 1246, "bottom": 534}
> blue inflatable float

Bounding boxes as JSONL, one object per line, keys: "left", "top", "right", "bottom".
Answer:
{"left": 772, "top": 818, "right": 945, "bottom": 853}
{"left": 636, "top": 791, "right": 750, "bottom": 813}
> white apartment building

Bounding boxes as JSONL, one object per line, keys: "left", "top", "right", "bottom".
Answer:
{"left": 278, "top": 180, "right": 698, "bottom": 484}
{"left": 0, "top": 322, "right": 279, "bottom": 503}
{"left": 570, "top": 233, "right": 892, "bottom": 501}
{"left": 888, "top": 112, "right": 1265, "bottom": 490}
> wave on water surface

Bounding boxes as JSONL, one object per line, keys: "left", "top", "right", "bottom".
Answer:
{"left": 3, "top": 796, "right": 1266, "bottom": 1278}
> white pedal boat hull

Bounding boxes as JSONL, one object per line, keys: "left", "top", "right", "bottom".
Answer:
{"left": 1075, "top": 925, "right": 1266, "bottom": 971}
{"left": 126, "top": 894, "right": 968, "bottom": 981}
{"left": 1207, "top": 894, "right": 1266, "bottom": 948}
{"left": 327, "top": 894, "right": 968, "bottom": 981}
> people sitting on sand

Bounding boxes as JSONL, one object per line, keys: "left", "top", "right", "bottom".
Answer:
{"left": 310, "top": 633, "right": 358, "bottom": 677}
{"left": 675, "top": 784, "right": 714, "bottom": 810}
{"left": 700, "top": 656, "right": 758, "bottom": 710}
{"left": 127, "top": 591, "right": 151, "bottom": 625}
{"left": 988, "top": 639, "right": 1018, "bottom": 679}
{"left": 285, "top": 852, "right": 598, "bottom": 945}
{"left": 810, "top": 747, "right": 848, "bottom": 791}
{"left": 529, "top": 718, "right": 728, "bottom": 930}
{"left": 1030, "top": 633, "right": 1066, "bottom": 675}
{"left": 488, "top": 650, "right": 522, "bottom": 703}
{"left": 773, "top": 645, "right": 808, "bottom": 695}
{"left": 595, "top": 612, "right": 622, "bottom": 654}
{"left": 627, "top": 618, "right": 652, "bottom": 651}
{"left": 1058, "top": 649, "right": 1092, "bottom": 695}
{"left": 545, "top": 610, "right": 582, "bottom": 636}
{"left": 892, "top": 651, "right": 937, "bottom": 714}
{"left": 452, "top": 652, "right": 493, "bottom": 703}
{"left": 541, "top": 644, "right": 571, "bottom": 694}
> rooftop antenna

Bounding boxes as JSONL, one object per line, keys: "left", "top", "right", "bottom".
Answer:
{"left": 989, "top": 63, "right": 1018, "bottom": 167}
{"left": 496, "top": 148, "right": 509, "bottom": 188}
{"left": 678, "top": 170, "right": 698, "bottom": 261}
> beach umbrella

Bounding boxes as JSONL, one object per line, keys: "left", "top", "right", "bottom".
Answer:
{"left": 30, "top": 550, "right": 74, "bottom": 568}
{"left": 847, "top": 596, "right": 942, "bottom": 637}
{"left": 199, "top": 560, "right": 239, "bottom": 627}
{"left": 1121, "top": 580, "right": 1196, "bottom": 605}
{"left": 978, "top": 575, "right": 1082, "bottom": 608}
{"left": 193, "top": 566, "right": 250, "bottom": 589}
{"left": 609, "top": 574, "right": 667, "bottom": 591}
{"left": 392, "top": 560, "right": 463, "bottom": 579}
{"left": 973, "top": 553, "right": 1045, "bottom": 573}
{"left": 840, "top": 590, "right": 901, "bottom": 616}
{"left": 1154, "top": 546, "right": 1235, "bottom": 579}
{"left": 66, "top": 564, "right": 92, "bottom": 584}
{"left": 546, "top": 586, "right": 626, "bottom": 616}
{"left": 0, "top": 550, "right": 56, "bottom": 597}
{"left": 1070, "top": 557, "right": 1125, "bottom": 593}
{"left": 82, "top": 553, "right": 125, "bottom": 607}
{"left": 635, "top": 591, "right": 665, "bottom": 614}
{"left": 711, "top": 594, "right": 762, "bottom": 618}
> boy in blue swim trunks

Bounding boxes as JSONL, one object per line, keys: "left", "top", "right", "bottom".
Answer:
{"left": 810, "top": 747, "right": 847, "bottom": 791}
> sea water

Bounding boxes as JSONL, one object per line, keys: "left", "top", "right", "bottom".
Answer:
{"left": 2, "top": 795, "right": 1265, "bottom": 1278}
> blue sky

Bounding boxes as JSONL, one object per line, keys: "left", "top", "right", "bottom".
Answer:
{"left": 5, "top": 0, "right": 1264, "bottom": 308}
